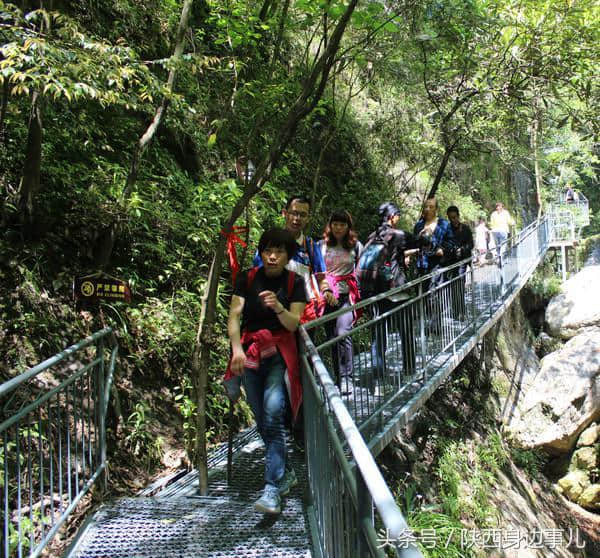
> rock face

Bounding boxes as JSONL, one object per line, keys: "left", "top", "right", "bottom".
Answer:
{"left": 577, "top": 423, "right": 600, "bottom": 447}
{"left": 504, "top": 329, "right": 600, "bottom": 453}
{"left": 558, "top": 470, "right": 590, "bottom": 501}
{"left": 557, "top": 423, "right": 600, "bottom": 511}
{"left": 546, "top": 265, "right": 600, "bottom": 339}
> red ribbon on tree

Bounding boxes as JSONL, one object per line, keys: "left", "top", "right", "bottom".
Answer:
{"left": 221, "top": 226, "right": 249, "bottom": 284}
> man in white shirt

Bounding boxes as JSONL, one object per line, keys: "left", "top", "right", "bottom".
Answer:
{"left": 489, "top": 202, "right": 515, "bottom": 260}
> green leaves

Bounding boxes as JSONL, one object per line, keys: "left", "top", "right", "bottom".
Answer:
{"left": 0, "top": 6, "right": 165, "bottom": 109}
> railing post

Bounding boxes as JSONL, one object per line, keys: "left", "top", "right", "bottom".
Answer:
{"left": 418, "top": 283, "right": 426, "bottom": 381}
{"left": 357, "top": 469, "right": 373, "bottom": 557}
{"left": 470, "top": 265, "right": 476, "bottom": 334}
{"left": 97, "top": 336, "right": 107, "bottom": 492}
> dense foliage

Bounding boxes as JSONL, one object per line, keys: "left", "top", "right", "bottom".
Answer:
{"left": 1, "top": 0, "right": 598, "bottom": 477}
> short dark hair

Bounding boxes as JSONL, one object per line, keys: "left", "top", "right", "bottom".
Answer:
{"left": 258, "top": 227, "right": 297, "bottom": 259}
{"left": 446, "top": 205, "right": 459, "bottom": 216}
{"left": 286, "top": 195, "right": 311, "bottom": 210}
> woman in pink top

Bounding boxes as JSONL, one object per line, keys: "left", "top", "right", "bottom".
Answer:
{"left": 318, "top": 210, "right": 362, "bottom": 396}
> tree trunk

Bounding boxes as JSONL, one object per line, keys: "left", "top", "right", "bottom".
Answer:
{"left": 191, "top": 0, "right": 360, "bottom": 495}
{"left": 96, "top": 0, "right": 193, "bottom": 268}
{"left": 18, "top": 91, "right": 42, "bottom": 224}
{"left": 426, "top": 138, "right": 458, "bottom": 201}
{"left": 0, "top": 79, "right": 9, "bottom": 140}
{"left": 530, "top": 103, "right": 543, "bottom": 219}
{"left": 268, "top": 0, "right": 290, "bottom": 77}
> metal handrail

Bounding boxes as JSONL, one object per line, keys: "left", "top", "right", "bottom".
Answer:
{"left": 1, "top": 328, "right": 118, "bottom": 558}
{"left": 548, "top": 193, "right": 590, "bottom": 237}
{"left": 300, "top": 216, "right": 551, "bottom": 557}
{"left": 301, "top": 327, "right": 421, "bottom": 557}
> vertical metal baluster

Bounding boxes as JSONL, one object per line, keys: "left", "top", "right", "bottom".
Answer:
{"left": 80, "top": 371, "right": 86, "bottom": 482}
{"left": 390, "top": 309, "right": 398, "bottom": 392}
{"left": 399, "top": 305, "right": 406, "bottom": 387}
{"left": 26, "top": 414, "right": 34, "bottom": 553}
{"left": 488, "top": 265, "right": 493, "bottom": 317}
{"left": 97, "top": 337, "right": 106, "bottom": 488}
{"left": 3, "top": 428, "right": 10, "bottom": 558}
{"left": 418, "top": 284, "right": 426, "bottom": 382}
{"left": 438, "top": 285, "right": 449, "bottom": 352}
{"left": 73, "top": 377, "right": 80, "bottom": 498}
{"left": 359, "top": 342, "right": 367, "bottom": 421}
{"left": 411, "top": 301, "right": 417, "bottom": 382}
{"left": 16, "top": 421, "right": 22, "bottom": 558}
{"left": 38, "top": 406, "right": 45, "bottom": 541}
{"left": 356, "top": 469, "right": 372, "bottom": 557}
{"left": 56, "top": 396, "right": 63, "bottom": 516}
{"left": 471, "top": 265, "right": 477, "bottom": 332}
{"left": 48, "top": 401, "right": 54, "bottom": 531}
{"left": 86, "top": 371, "right": 91, "bottom": 475}
{"left": 80, "top": 371, "right": 87, "bottom": 485}
{"left": 65, "top": 382, "right": 72, "bottom": 504}
{"left": 335, "top": 463, "right": 343, "bottom": 556}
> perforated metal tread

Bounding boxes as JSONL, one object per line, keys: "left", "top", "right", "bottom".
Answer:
{"left": 69, "top": 497, "right": 310, "bottom": 557}
{"left": 68, "top": 439, "right": 312, "bottom": 558}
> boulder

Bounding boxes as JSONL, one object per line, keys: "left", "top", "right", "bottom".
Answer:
{"left": 504, "top": 329, "right": 600, "bottom": 453}
{"left": 533, "top": 331, "right": 562, "bottom": 358}
{"left": 546, "top": 265, "right": 600, "bottom": 339}
{"left": 579, "top": 484, "right": 600, "bottom": 510}
{"left": 557, "top": 470, "right": 590, "bottom": 500}
{"left": 577, "top": 422, "right": 600, "bottom": 447}
{"left": 570, "top": 446, "right": 598, "bottom": 471}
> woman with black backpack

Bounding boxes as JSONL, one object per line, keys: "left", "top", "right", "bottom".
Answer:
{"left": 318, "top": 209, "right": 362, "bottom": 396}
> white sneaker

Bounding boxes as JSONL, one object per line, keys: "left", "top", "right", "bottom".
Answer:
{"left": 254, "top": 485, "right": 281, "bottom": 514}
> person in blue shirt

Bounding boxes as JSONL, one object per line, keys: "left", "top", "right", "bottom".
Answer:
{"left": 253, "top": 195, "right": 334, "bottom": 322}
{"left": 413, "top": 197, "right": 456, "bottom": 333}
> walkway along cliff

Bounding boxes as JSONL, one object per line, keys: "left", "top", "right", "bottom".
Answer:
{"left": 3, "top": 210, "right": 600, "bottom": 557}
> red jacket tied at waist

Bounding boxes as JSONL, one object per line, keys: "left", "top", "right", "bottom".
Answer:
{"left": 327, "top": 272, "right": 363, "bottom": 322}
{"left": 224, "top": 328, "right": 302, "bottom": 421}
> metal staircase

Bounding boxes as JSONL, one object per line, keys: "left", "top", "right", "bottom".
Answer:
{"left": 3, "top": 214, "right": 577, "bottom": 558}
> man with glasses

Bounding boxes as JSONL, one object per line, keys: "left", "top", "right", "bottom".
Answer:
{"left": 254, "top": 195, "right": 335, "bottom": 321}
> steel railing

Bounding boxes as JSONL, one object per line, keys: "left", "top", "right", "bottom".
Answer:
{"left": 300, "top": 216, "right": 551, "bottom": 557}
{"left": 1, "top": 328, "right": 118, "bottom": 558}
{"left": 301, "top": 327, "right": 421, "bottom": 558}
{"left": 548, "top": 193, "right": 590, "bottom": 242}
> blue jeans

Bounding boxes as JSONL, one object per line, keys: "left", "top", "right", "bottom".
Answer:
{"left": 242, "top": 353, "right": 287, "bottom": 489}
{"left": 492, "top": 231, "right": 507, "bottom": 260}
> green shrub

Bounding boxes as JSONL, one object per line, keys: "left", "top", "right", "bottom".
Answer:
{"left": 528, "top": 268, "right": 562, "bottom": 299}
{"left": 509, "top": 446, "right": 547, "bottom": 478}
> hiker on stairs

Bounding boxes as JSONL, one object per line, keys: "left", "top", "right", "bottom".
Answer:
{"left": 226, "top": 228, "right": 307, "bottom": 515}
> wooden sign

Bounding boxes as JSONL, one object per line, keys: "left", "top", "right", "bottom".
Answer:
{"left": 74, "top": 277, "right": 131, "bottom": 303}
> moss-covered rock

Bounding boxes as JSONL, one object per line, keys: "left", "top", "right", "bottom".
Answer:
{"left": 570, "top": 446, "right": 599, "bottom": 471}
{"left": 577, "top": 422, "right": 600, "bottom": 447}
{"left": 557, "top": 469, "right": 590, "bottom": 500}
{"left": 578, "top": 484, "right": 600, "bottom": 510}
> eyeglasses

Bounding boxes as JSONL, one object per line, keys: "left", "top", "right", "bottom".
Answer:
{"left": 287, "top": 210, "right": 309, "bottom": 219}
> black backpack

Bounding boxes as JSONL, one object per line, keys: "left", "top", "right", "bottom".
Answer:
{"left": 356, "top": 228, "right": 393, "bottom": 298}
